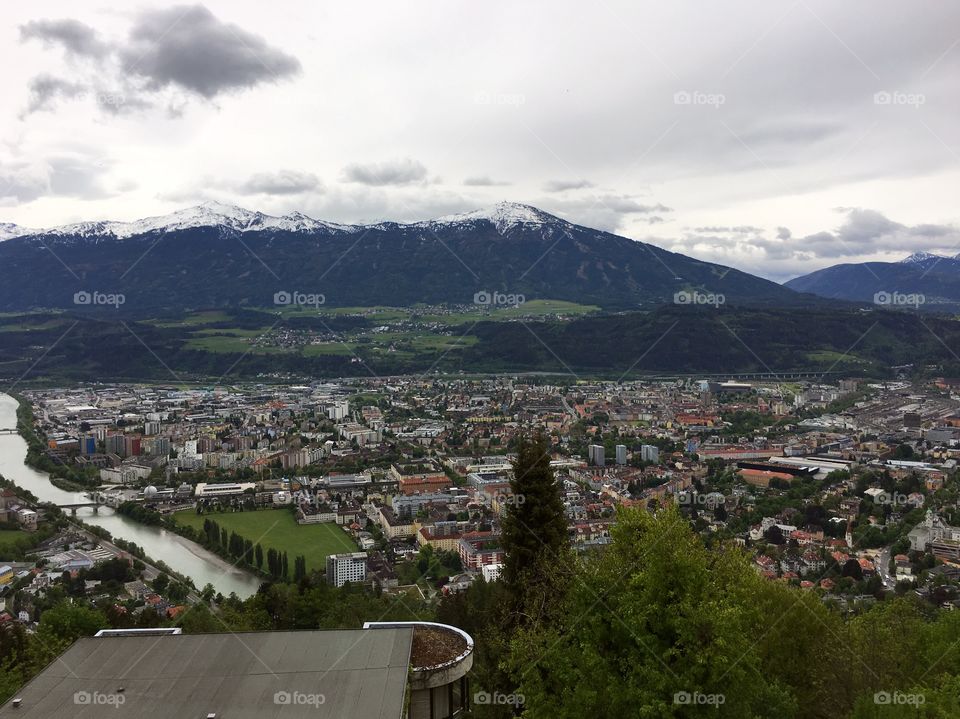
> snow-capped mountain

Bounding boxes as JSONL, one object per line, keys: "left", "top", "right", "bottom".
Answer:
{"left": 1, "top": 201, "right": 565, "bottom": 241}
{"left": 0, "top": 222, "right": 36, "bottom": 241}
{"left": 2, "top": 201, "right": 358, "bottom": 240}
{"left": 900, "top": 251, "right": 949, "bottom": 265}
{"left": 0, "top": 200, "right": 804, "bottom": 312}
{"left": 423, "top": 202, "right": 557, "bottom": 234}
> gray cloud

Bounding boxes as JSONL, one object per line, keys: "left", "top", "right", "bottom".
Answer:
{"left": 693, "top": 225, "right": 763, "bottom": 234}
{"left": 236, "top": 170, "right": 322, "bottom": 195}
{"left": 543, "top": 178, "right": 594, "bottom": 192}
{"left": 120, "top": 5, "right": 301, "bottom": 98}
{"left": 797, "top": 209, "right": 960, "bottom": 259}
{"left": 0, "top": 154, "right": 112, "bottom": 204}
{"left": 463, "top": 175, "right": 510, "bottom": 187}
{"left": 22, "top": 74, "right": 143, "bottom": 116}
{"left": 659, "top": 208, "right": 960, "bottom": 282}
{"left": 538, "top": 194, "right": 672, "bottom": 233}
{"left": 342, "top": 158, "right": 428, "bottom": 186}
{"left": 20, "top": 5, "right": 301, "bottom": 116}
{"left": 20, "top": 18, "right": 108, "bottom": 58}
{"left": 24, "top": 75, "right": 88, "bottom": 114}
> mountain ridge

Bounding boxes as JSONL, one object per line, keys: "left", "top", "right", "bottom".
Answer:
{"left": 0, "top": 200, "right": 571, "bottom": 241}
{"left": 786, "top": 253, "right": 960, "bottom": 308}
{"left": 0, "top": 201, "right": 810, "bottom": 312}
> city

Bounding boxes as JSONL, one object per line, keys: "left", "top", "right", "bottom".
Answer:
{"left": 2, "top": 1, "right": 960, "bottom": 717}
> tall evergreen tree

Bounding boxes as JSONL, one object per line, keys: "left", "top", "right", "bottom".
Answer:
{"left": 501, "top": 430, "right": 569, "bottom": 627}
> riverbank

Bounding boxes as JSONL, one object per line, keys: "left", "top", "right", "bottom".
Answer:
{"left": 0, "top": 393, "right": 261, "bottom": 597}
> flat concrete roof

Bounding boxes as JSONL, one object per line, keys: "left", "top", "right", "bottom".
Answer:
{"left": 0, "top": 628, "right": 412, "bottom": 719}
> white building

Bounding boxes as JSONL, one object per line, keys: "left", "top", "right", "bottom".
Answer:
{"left": 326, "top": 552, "right": 367, "bottom": 587}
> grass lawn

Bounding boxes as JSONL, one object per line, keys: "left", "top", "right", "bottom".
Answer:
{"left": 0, "top": 529, "right": 36, "bottom": 556}
{"left": 172, "top": 508, "right": 358, "bottom": 575}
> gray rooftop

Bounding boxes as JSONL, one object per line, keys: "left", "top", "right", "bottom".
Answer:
{"left": 0, "top": 629, "right": 412, "bottom": 719}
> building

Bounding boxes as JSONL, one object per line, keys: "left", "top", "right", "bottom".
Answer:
{"left": 640, "top": 444, "right": 660, "bottom": 463}
{"left": 588, "top": 444, "right": 605, "bottom": 467}
{"left": 193, "top": 482, "right": 256, "bottom": 499}
{"left": 16, "top": 508, "right": 38, "bottom": 532}
{"left": 615, "top": 444, "right": 627, "bottom": 465}
{"left": 909, "top": 511, "right": 960, "bottom": 560}
{"left": 377, "top": 505, "right": 417, "bottom": 539}
{"left": 416, "top": 522, "right": 463, "bottom": 552}
{"left": 326, "top": 552, "right": 368, "bottom": 587}
{"left": 0, "top": 624, "right": 474, "bottom": 719}
{"left": 391, "top": 461, "right": 450, "bottom": 496}
{"left": 459, "top": 531, "right": 504, "bottom": 571}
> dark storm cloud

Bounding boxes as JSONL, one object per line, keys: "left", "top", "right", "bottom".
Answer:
{"left": 20, "top": 18, "right": 108, "bottom": 58}
{"left": 237, "top": 170, "right": 322, "bottom": 195}
{"left": 342, "top": 158, "right": 429, "bottom": 186}
{"left": 120, "top": 5, "right": 301, "bottom": 98}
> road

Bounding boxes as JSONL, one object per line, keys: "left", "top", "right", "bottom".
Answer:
{"left": 72, "top": 523, "right": 203, "bottom": 604}
{"left": 875, "top": 545, "right": 896, "bottom": 590}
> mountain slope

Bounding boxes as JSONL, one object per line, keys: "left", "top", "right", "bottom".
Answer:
{"left": 786, "top": 253, "right": 960, "bottom": 307}
{"left": 0, "top": 201, "right": 805, "bottom": 312}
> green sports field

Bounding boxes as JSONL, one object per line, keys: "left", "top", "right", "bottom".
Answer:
{"left": 172, "top": 508, "right": 358, "bottom": 575}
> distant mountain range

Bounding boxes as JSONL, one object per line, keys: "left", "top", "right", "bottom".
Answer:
{"left": 0, "top": 201, "right": 807, "bottom": 312}
{"left": 786, "top": 251, "right": 960, "bottom": 308}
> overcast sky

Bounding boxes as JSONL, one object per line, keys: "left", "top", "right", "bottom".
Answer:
{"left": 2, "top": 1, "right": 959, "bottom": 281}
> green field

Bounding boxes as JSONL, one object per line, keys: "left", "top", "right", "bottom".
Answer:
{"left": 146, "top": 310, "right": 234, "bottom": 327}
{"left": 0, "top": 318, "right": 69, "bottom": 333}
{"left": 172, "top": 508, "right": 358, "bottom": 574}
{"left": 0, "top": 529, "right": 37, "bottom": 556}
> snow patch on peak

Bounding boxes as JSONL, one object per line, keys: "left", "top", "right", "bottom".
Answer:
{"left": 0, "top": 223, "right": 36, "bottom": 241}
{"left": 426, "top": 202, "right": 563, "bottom": 234}
{"left": 900, "top": 251, "right": 946, "bottom": 264}
{"left": 13, "top": 203, "right": 359, "bottom": 239}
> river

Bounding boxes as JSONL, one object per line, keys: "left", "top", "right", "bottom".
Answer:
{"left": 0, "top": 393, "right": 260, "bottom": 598}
